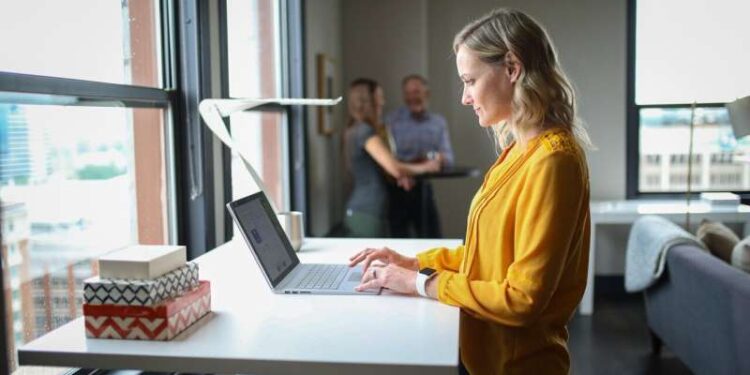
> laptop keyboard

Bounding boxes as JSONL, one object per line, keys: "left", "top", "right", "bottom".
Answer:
{"left": 291, "top": 264, "right": 350, "bottom": 290}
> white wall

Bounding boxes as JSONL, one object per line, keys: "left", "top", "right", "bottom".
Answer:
{"left": 307, "top": 0, "right": 630, "bottom": 273}
{"left": 304, "top": 0, "right": 345, "bottom": 236}
{"left": 303, "top": 0, "right": 430, "bottom": 236}
{"left": 342, "top": 0, "right": 429, "bottom": 116}
{"left": 425, "top": 0, "right": 628, "bottom": 273}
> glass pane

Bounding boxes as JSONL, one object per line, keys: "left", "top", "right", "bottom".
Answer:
{"left": 0, "top": 0, "right": 162, "bottom": 87}
{"left": 230, "top": 111, "right": 287, "bottom": 210}
{"left": 226, "top": 0, "right": 288, "bottom": 210}
{"left": 1, "top": 104, "right": 168, "bottom": 373}
{"left": 639, "top": 107, "right": 750, "bottom": 192}
{"left": 227, "top": 0, "right": 279, "bottom": 98}
{"left": 635, "top": 0, "right": 750, "bottom": 104}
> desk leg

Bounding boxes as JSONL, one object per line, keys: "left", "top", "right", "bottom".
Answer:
{"left": 579, "top": 221, "right": 596, "bottom": 315}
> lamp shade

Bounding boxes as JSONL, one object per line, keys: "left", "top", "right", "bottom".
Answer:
{"left": 727, "top": 95, "right": 750, "bottom": 139}
{"left": 198, "top": 97, "right": 341, "bottom": 213}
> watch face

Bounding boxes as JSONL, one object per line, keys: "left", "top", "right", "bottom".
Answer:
{"left": 419, "top": 267, "right": 436, "bottom": 276}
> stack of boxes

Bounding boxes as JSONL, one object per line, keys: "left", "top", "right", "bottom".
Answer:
{"left": 82, "top": 245, "right": 211, "bottom": 340}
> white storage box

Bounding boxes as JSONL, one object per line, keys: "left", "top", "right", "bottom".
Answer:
{"left": 99, "top": 245, "right": 187, "bottom": 280}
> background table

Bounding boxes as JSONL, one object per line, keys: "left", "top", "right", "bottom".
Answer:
{"left": 419, "top": 166, "right": 481, "bottom": 180}
{"left": 19, "top": 237, "right": 462, "bottom": 375}
{"left": 416, "top": 166, "right": 481, "bottom": 236}
{"left": 581, "top": 200, "right": 750, "bottom": 315}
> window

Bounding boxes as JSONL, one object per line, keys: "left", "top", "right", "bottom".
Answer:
{"left": 1, "top": 105, "right": 170, "bottom": 371}
{"left": 1, "top": 1, "right": 302, "bottom": 373}
{"left": 226, "top": 0, "right": 290, "bottom": 210}
{"left": 0, "top": 0, "right": 162, "bottom": 87}
{"left": 628, "top": 0, "right": 750, "bottom": 196}
{"left": 0, "top": 1, "right": 172, "bottom": 374}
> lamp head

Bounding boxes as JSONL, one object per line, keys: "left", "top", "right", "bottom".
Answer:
{"left": 727, "top": 95, "right": 750, "bottom": 139}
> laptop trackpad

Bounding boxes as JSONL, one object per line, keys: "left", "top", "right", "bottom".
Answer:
{"left": 348, "top": 271, "right": 363, "bottom": 282}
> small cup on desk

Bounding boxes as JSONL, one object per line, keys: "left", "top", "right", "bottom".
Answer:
{"left": 277, "top": 211, "right": 305, "bottom": 252}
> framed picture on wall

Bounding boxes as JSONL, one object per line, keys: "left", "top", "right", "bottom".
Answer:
{"left": 316, "top": 53, "right": 335, "bottom": 136}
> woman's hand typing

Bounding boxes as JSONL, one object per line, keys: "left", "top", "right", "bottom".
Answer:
{"left": 348, "top": 247, "right": 419, "bottom": 273}
{"left": 355, "top": 263, "right": 418, "bottom": 294}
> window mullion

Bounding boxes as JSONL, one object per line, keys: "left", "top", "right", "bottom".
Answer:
{"left": 0, "top": 72, "right": 169, "bottom": 108}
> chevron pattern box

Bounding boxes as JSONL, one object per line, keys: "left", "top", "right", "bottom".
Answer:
{"left": 84, "top": 281, "right": 211, "bottom": 341}
{"left": 83, "top": 262, "right": 199, "bottom": 306}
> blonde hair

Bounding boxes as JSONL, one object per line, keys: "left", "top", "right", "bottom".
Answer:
{"left": 453, "top": 8, "right": 593, "bottom": 151}
{"left": 343, "top": 78, "right": 387, "bottom": 172}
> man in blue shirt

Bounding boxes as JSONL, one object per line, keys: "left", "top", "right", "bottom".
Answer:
{"left": 385, "top": 74, "right": 455, "bottom": 238}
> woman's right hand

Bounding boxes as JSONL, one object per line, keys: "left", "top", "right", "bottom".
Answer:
{"left": 349, "top": 247, "right": 419, "bottom": 273}
{"left": 418, "top": 158, "right": 442, "bottom": 174}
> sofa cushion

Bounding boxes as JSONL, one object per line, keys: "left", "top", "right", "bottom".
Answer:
{"left": 733, "top": 237, "right": 750, "bottom": 273}
{"left": 696, "top": 219, "right": 739, "bottom": 263}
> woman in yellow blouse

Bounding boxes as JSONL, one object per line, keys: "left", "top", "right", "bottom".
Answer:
{"left": 349, "top": 8, "right": 592, "bottom": 375}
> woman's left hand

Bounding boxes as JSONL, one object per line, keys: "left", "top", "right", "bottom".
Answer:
{"left": 356, "top": 264, "right": 418, "bottom": 294}
{"left": 396, "top": 176, "right": 415, "bottom": 191}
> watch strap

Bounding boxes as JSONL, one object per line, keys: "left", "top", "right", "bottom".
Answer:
{"left": 416, "top": 270, "right": 436, "bottom": 297}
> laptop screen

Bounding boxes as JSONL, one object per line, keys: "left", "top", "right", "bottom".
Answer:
{"left": 227, "top": 192, "right": 300, "bottom": 287}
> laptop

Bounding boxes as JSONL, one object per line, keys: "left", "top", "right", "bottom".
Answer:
{"left": 227, "top": 192, "right": 379, "bottom": 295}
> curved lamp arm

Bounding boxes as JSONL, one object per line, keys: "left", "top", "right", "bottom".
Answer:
{"left": 199, "top": 97, "right": 342, "bottom": 213}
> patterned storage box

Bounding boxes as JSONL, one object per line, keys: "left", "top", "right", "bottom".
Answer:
{"left": 84, "top": 262, "right": 199, "bottom": 306}
{"left": 84, "top": 281, "right": 211, "bottom": 341}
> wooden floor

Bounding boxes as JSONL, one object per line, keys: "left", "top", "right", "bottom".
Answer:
{"left": 568, "top": 293, "right": 693, "bottom": 375}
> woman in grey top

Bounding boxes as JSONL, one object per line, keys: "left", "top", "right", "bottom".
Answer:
{"left": 344, "top": 78, "right": 441, "bottom": 237}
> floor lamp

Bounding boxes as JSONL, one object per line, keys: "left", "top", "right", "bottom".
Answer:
{"left": 199, "top": 97, "right": 342, "bottom": 250}
{"left": 686, "top": 102, "right": 697, "bottom": 229}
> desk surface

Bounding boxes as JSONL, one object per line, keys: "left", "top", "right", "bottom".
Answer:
{"left": 590, "top": 199, "right": 750, "bottom": 223}
{"left": 580, "top": 199, "right": 750, "bottom": 315}
{"left": 19, "top": 237, "right": 462, "bottom": 375}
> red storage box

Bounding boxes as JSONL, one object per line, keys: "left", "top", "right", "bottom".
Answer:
{"left": 84, "top": 281, "right": 211, "bottom": 341}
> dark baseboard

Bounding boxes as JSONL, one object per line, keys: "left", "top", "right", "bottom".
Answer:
{"left": 594, "top": 275, "right": 628, "bottom": 296}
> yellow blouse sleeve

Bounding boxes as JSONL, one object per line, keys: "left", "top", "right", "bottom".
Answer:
{"left": 437, "top": 151, "right": 587, "bottom": 327}
{"left": 416, "top": 245, "right": 464, "bottom": 272}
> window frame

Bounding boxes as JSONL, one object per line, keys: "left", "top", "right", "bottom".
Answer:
{"left": 626, "top": 0, "right": 750, "bottom": 199}
{"left": 0, "top": 1, "right": 307, "bottom": 373}
{"left": 0, "top": 1, "right": 208, "bottom": 373}
{"left": 285, "top": 0, "right": 309, "bottom": 221}
{"left": 0, "top": 262, "right": 7, "bottom": 375}
{"left": 172, "top": 0, "right": 220, "bottom": 259}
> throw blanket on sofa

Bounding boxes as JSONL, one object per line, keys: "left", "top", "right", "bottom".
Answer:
{"left": 625, "top": 215, "right": 706, "bottom": 292}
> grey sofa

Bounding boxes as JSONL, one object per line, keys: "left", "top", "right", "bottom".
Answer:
{"left": 644, "top": 242, "right": 750, "bottom": 375}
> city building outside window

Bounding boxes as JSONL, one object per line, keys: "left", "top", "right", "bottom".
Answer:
{"left": 630, "top": 0, "right": 750, "bottom": 195}
{"left": 0, "top": 1, "right": 169, "bottom": 374}
{"left": 1, "top": 1, "right": 298, "bottom": 373}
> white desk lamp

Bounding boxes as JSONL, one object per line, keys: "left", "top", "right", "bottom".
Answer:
{"left": 198, "top": 97, "right": 342, "bottom": 250}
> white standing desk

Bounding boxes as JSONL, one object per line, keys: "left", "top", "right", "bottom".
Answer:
{"left": 19, "top": 237, "right": 462, "bottom": 375}
{"left": 580, "top": 200, "right": 750, "bottom": 315}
